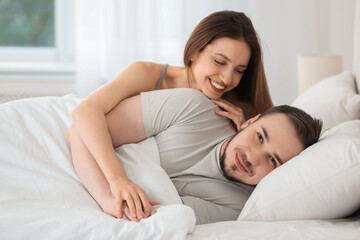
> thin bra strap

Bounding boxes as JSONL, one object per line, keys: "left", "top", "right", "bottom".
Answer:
{"left": 155, "top": 64, "right": 168, "bottom": 90}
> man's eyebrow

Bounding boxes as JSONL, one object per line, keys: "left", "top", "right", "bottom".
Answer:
{"left": 274, "top": 153, "right": 284, "bottom": 165}
{"left": 215, "top": 53, "right": 248, "bottom": 68}
{"left": 261, "top": 126, "right": 284, "bottom": 165}
{"left": 261, "top": 126, "right": 269, "bottom": 142}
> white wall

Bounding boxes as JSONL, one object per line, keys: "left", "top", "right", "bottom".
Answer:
{"left": 74, "top": 0, "right": 357, "bottom": 104}
{"left": 329, "top": 0, "right": 355, "bottom": 73}
{"left": 170, "top": 0, "right": 356, "bottom": 105}
{"left": 144, "top": 0, "right": 356, "bottom": 105}
{"left": 1, "top": 1, "right": 356, "bottom": 105}
{"left": 248, "top": 0, "right": 356, "bottom": 104}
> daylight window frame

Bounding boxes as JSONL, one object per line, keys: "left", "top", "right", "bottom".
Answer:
{"left": 0, "top": 0, "right": 74, "bottom": 64}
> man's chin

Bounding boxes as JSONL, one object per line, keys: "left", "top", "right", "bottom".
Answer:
{"left": 223, "top": 171, "right": 257, "bottom": 187}
{"left": 219, "top": 137, "right": 256, "bottom": 187}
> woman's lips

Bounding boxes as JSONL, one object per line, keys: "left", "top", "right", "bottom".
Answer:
{"left": 235, "top": 153, "right": 248, "bottom": 173}
{"left": 208, "top": 78, "right": 225, "bottom": 93}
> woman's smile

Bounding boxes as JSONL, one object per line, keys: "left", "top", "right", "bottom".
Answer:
{"left": 209, "top": 78, "right": 226, "bottom": 93}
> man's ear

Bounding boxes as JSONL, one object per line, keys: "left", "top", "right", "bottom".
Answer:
{"left": 240, "top": 114, "right": 261, "bottom": 130}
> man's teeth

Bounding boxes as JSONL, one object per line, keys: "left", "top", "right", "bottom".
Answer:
{"left": 210, "top": 79, "right": 225, "bottom": 90}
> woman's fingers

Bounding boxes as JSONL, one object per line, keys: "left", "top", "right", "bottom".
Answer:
{"left": 150, "top": 201, "right": 160, "bottom": 206}
{"left": 215, "top": 110, "right": 242, "bottom": 131}
{"left": 124, "top": 194, "right": 137, "bottom": 219}
{"left": 115, "top": 197, "right": 123, "bottom": 219}
{"left": 122, "top": 203, "right": 139, "bottom": 222}
{"left": 212, "top": 99, "right": 241, "bottom": 112}
{"left": 212, "top": 99, "right": 245, "bottom": 131}
{"left": 131, "top": 191, "right": 145, "bottom": 220}
{"left": 149, "top": 200, "right": 160, "bottom": 216}
{"left": 119, "top": 198, "right": 160, "bottom": 220}
{"left": 139, "top": 191, "right": 152, "bottom": 217}
{"left": 111, "top": 179, "right": 158, "bottom": 221}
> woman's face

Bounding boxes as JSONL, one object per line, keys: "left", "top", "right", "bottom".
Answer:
{"left": 190, "top": 37, "right": 251, "bottom": 99}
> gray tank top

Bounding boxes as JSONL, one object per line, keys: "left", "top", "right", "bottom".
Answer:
{"left": 155, "top": 64, "right": 168, "bottom": 90}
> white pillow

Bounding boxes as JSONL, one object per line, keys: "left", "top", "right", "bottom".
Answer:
{"left": 292, "top": 72, "right": 360, "bottom": 133}
{"left": 238, "top": 120, "right": 360, "bottom": 221}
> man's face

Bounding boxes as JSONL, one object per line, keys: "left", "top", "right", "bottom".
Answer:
{"left": 220, "top": 113, "right": 304, "bottom": 186}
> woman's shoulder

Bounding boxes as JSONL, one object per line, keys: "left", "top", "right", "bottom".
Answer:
{"left": 128, "top": 61, "right": 166, "bottom": 76}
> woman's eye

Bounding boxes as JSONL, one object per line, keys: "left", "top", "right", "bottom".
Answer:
{"left": 214, "top": 59, "right": 225, "bottom": 65}
{"left": 236, "top": 69, "right": 244, "bottom": 74}
{"left": 257, "top": 132, "right": 263, "bottom": 143}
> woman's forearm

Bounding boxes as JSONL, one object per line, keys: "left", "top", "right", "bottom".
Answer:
{"left": 71, "top": 103, "right": 128, "bottom": 182}
{"left": 67, "top": 125, "right": 117, "bottom": 216}
{"left": 70, "top": 94, "right": 149, "bottom": 220}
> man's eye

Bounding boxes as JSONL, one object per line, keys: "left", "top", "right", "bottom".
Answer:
{"left": 270, "top": 156, "right": 277, "bottom": 167}
{"left": 214, "top": 59, "right": 225, "bottom": 65}
{"left": 257, "top": 132, "right": 263, "bottom": 143}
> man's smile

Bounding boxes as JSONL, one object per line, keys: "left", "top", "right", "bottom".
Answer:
{"left": 235, "top": 152, "right": 248, "bottom": 173}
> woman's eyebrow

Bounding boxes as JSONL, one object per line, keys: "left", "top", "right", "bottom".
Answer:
{"left": 261, "top": 126, "right": 283, "bottom": 165}
{"left": 214, "top": 53, "right": 248, "bottom": 68}
{"left": 215, "top": 53, "right": 230, "bottom": 61}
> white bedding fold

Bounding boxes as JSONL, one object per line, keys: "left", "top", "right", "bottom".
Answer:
{"left": 0, "top": 96, "right": 359, "bottom": 240}
{"left": 0, "top": 96, "right": 195, "bottom": 240}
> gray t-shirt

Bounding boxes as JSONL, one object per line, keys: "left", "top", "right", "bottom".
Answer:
{"left": 141, "top": 88, "right": 254, "bottom": 224}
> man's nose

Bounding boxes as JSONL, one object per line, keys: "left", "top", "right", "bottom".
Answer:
{"left": 245, "top": 146, "right": 264, "bottom": 166}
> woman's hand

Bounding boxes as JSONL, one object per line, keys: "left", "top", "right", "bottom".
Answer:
{"left": 212, "top": 99, "right": 245, "bottom": 132}
{"left": 99, "top": 187, "right": 160, "bottom": 222}
{"left": 121, "top": 201, "right": 160, "bottom": 222}
{"left": 109, "top": 177, "right": 153, "bottom": 221}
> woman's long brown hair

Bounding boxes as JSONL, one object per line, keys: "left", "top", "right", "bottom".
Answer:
{"left": 184, "top": 10, "right": 273, "bottom": 114}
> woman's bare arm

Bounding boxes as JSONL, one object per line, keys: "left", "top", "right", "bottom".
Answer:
{"left": 70, "top": 62, "right": 162, "bottom": 219}
{"left": 67, "top": 125, "right": 117, "bottom": 217}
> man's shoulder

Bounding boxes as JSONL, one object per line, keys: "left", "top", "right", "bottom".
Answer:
{"left": 141, "top": 88, "right": 214, "bottom": 109}
{"left": 146, "top": 88, "right": 208, "bottom": 99}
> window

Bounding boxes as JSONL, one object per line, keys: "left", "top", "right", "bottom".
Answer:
{"left": 0, "top": 0, "right": 75, "bottom": 103}
{"left": 0, "top": 0, "right": 55, "bottom": 48}
{"left": 0, "top": 0, "right": 74, "bottom": 64}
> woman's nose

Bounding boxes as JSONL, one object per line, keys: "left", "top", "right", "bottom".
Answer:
{"left": 220, "top": 68, "right": 234, "bottom": 85}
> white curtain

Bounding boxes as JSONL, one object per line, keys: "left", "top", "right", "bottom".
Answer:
{"left": 75, "top": 0, "right": 355, "bottom": 104}
{"left": 74, "top": 0, "right": 251, "bottom": 96}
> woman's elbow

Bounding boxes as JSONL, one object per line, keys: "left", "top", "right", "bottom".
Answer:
{"left": 66, "top": 124, "right": 77, "bottom": 141}
{"left": 71, "top": 101, "right": 95, "bottom": 128}
{"left": 71, "top": 102, "right": 85, "bottom": 122}
{"left": 68, "top": 102, "right": 91, "bottom": 141}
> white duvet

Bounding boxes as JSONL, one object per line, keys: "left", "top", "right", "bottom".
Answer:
{"left": 0, "top": 95, "right": 359, "bottom": 240}
{"left": 0, "top": 95, "right": 194, "bottom": 240}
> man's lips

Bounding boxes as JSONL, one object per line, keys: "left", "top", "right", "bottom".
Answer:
{"left": 235, "top": 153, "right": 248, "bottom": 173}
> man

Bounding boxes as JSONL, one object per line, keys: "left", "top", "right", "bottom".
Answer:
{"left": 67, "top": 88, "right": 322, "bottom": 224}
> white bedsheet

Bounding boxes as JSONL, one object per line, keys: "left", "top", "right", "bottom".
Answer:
{"left": 0, "top": 96, "right": 194, "bottom": 240}
{"left": 0, "top": 95, "right": 359, "bottom": 240}
{"left": 188, "top": 219, "right": 360, "bottom": 240}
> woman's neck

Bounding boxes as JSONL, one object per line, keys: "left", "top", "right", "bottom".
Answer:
{"left": 164, "top": 66, "right": 191, "bottom": 89}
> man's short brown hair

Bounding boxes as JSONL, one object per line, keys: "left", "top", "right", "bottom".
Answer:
{"left": 259, "top": 105, "right": 323, "bottom": 149}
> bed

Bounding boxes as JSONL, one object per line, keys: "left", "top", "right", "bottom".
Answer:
{"left": 1, "top": 2, "right": 360, "bottom": 240}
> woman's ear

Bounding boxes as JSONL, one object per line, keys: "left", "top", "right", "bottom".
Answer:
{"left": 240, "top": 114, "right": 260, "bottom": 130}
{"left": 190, "top": 52, "right": 199, "bottom": 62}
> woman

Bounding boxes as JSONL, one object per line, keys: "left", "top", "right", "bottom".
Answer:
{"left": 68, "top": 10, "right": 273, "bottom": 222}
